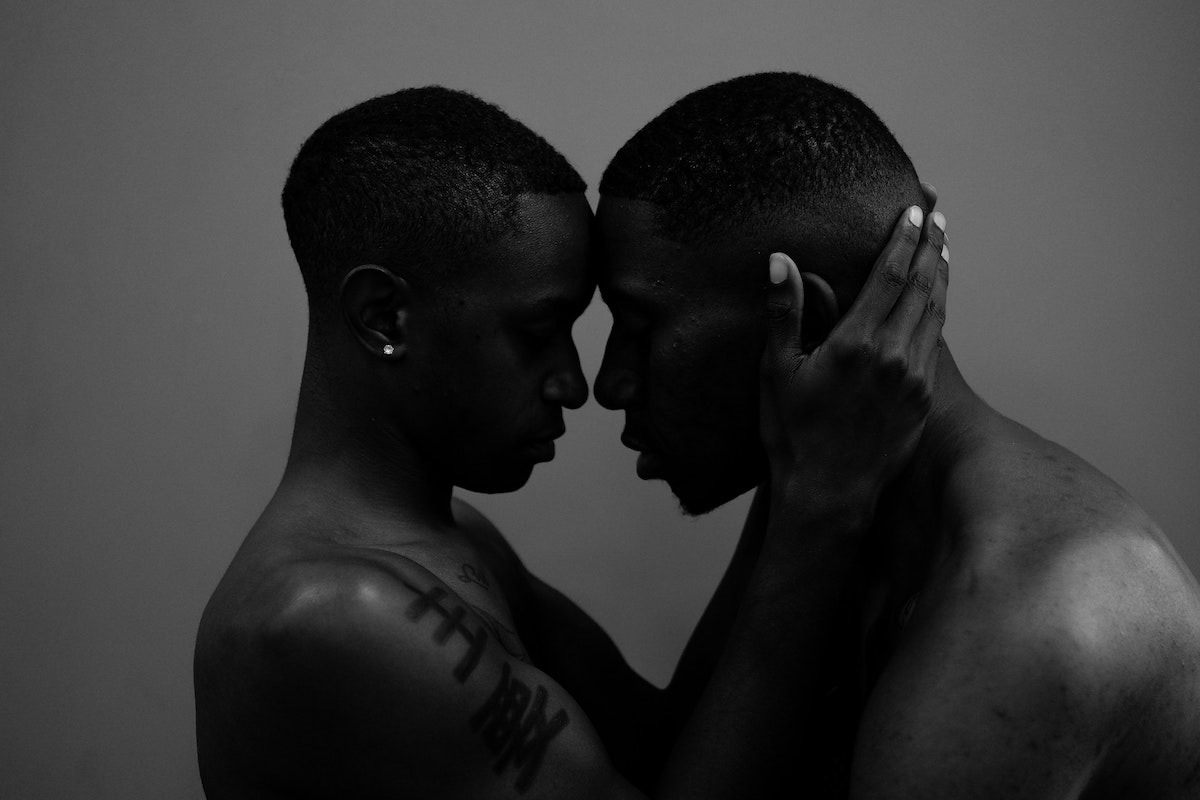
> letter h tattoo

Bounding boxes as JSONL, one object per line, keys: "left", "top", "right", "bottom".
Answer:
{"left": 470, "top": 662, "right": 570, "bottom": 793}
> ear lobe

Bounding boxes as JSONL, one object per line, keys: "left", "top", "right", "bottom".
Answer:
{"left": 339, "top": 264, "right": 410, "bottom": 359}
{"left": 798, "top": 271, "right": 839, "bottom": 353}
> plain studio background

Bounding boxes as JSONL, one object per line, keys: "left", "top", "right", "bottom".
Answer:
{"left": 2, "top": 2, "right": 1198, "bottom": 797}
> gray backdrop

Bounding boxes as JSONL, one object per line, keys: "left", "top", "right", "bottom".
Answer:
{"left": 3, "top": 2, "right": 1198, "bottom": 797}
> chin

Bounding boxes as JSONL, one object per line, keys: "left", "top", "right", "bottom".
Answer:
{"left": 456, "top": 463, "right": 535, "bottom": 495}
{"left": 669, "top": 470, "right": 760, "bottom": 517}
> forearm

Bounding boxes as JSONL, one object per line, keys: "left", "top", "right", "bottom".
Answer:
{"left": 654, "top": 486, "right": 771, "bottom": 760}
{"left": 655, "top": 486, "right": 870, "bottom": 799}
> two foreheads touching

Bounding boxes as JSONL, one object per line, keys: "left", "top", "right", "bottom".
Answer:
{"left": 281, "top": 72, "right": 927, "bottom": 344}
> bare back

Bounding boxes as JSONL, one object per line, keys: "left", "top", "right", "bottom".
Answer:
{"left": 852, "top": 413, "right": 1200, "bottom": 799}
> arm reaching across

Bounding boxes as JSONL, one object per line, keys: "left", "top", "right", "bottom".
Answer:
{"left": 652, "top": 204, "right": 950, "bottom": 797}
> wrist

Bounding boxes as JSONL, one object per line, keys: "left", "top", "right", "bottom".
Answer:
{"left": 769, "top": 465, "right": 877, "bottom": 518}
{"left": 765, "top": 474, "right": 877, "bottom": 556}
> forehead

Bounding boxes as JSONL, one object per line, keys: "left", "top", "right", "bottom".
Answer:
{"left": 471, "top": 192, "right": 595, "bottom": 309}
{"left": 594, "top": 197, "right": 697, "bottom": 305}
{"left": 600, "top": 196, "right": 758, "bottom": 309}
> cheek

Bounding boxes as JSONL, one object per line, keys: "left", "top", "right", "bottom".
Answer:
{"left": 648, "top": 329, "right": 761, "bottom": 446}
{"left": 662, "top": 319, "right": 760, "bottom": 399}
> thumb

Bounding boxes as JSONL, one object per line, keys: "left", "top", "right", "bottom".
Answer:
{"left": 764, "top": 252, "right": 805, "bottom": 375}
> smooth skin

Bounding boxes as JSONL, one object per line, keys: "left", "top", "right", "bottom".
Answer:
{"left": 194, "top": 197, "right": 949, "bottom": 799}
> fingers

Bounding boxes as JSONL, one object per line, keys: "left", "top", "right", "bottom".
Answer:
{"left": 763, "top": 252, "right": 804, "bottom": 378}
{"left": 841, "top": 205, "right": 924, "bottom": 329}
{"left": 884, "top": 211, "right": 946, "bottom": 340}
{"left": 920, "top": 182, "right": 938, "bottom": 210}
{"left": 911, "top": 238, "right": 948, "bottom": 368}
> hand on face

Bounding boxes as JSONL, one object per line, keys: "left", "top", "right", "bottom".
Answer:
{"left": 759, "top": 190, "right": 948, "bottom": 504}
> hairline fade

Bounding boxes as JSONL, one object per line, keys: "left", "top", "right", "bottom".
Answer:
{"left": 599, "top": 72, "right": 923, "bottom": 293}
{"left": 282, "top": 86, "right": 586, "bottom": 324}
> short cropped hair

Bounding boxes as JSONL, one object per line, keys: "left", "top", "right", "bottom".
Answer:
{"left": 600, "top": 72, "right": 922, "bottom": 288}
{"left": 282, "top": 87, "right": 585, "bottom": 319}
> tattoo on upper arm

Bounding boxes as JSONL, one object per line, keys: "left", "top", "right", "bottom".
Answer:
{"left": 397, "top": 573, "right": 572, "bottom": 793}
{"left": 471, "top": 661, "right": 571, "bottom": 794}
{"left": 403, "top": 582, "right": 490, "bottom": 683}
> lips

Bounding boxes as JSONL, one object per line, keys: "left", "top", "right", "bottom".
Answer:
{"left": 524, "top": 423, "right": 566, "bottom": 463}
{"left": 620, "top": 418, "right": 655, "bottom": 450}
{"left": 621, "top": 426, "right": 667, "bottom": 479}
{"left": 635, "top": 451, "right": 666, "bottom": 479}
{"left": 620, "top": 431, "right": 646, "bottom": 451}
{"left": 524, "top": 439, "right": 556, "bottom": 462}
{"left": 541, "top": 423, "right": 567, "bottom": 441}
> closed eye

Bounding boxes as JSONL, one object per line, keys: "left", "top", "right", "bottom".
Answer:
{"left": 521, "top": 320, "right": 560, "bottom": 343}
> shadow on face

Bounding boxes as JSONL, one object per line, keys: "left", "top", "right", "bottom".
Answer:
{"left": 592, "top": 196, "right": 768, "bottom": 513}
{"left": 402, "top": 192, "right": 598, "bottom": 494}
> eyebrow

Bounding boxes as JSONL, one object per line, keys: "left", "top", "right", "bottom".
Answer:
{"left": 521, "top": 294, "right": 593, "bottom": 319}
{"left": 597, "top": 282, "right": 654, "bottom": 312}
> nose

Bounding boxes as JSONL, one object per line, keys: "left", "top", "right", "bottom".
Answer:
{"left": 543, "top": 341, "right": 588, "bottom": 410}
{"left": 594, "top": 335, "right": 641, "bottom": 410}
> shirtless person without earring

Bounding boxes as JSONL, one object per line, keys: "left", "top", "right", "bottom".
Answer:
{"left": 592, "top": 71, "right": 1200, "bottom": 797}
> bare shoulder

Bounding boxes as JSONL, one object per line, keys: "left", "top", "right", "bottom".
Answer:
{"left": 195, "top": 548, "right": 634, "bottom": 800}
{"left": 450, "top": 496, "right": 526, "bottom": 574}
{"left": 853, "top": 418, "right": 1200, "bottom": 798}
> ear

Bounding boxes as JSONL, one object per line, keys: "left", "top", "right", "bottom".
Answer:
{"left": 338, "top": 265, "right": 410, "bottom": 359}
{"left": 798, "top": 271, "right": 839, "bottom": 353}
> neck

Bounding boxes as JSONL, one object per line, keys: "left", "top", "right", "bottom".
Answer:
{"left": 866, "top": 347, "right": 995, "bottom": 579}
{"left": 280, "top": 347, "right": 456, "bottom": 535}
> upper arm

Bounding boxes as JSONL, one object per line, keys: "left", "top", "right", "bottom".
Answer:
{"left": 451, "top": 496, "right": 665, "bottom": 787}
{"left": 261, "top": 562, "right": 644, "bottom": 800}
{"left": 850, "top": 563, "right": 1118, "bottom": 799}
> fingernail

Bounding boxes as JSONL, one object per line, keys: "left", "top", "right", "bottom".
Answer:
{"left": 932, "top": 211, "right": 946, "bottom": 232}
{"left": 769, "top": 253, "right": 788, "bottom": 285}
{"left": 941, "top": 244, "right": 950, "bottom": 262}
{"left": 909, "top": 206, "right": 923, "bottom": 227}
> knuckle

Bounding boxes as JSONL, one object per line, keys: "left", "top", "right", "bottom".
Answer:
{"left": 765, "top": 298, "right": 792, "bottom": 324}
{"left": 902, "top": 366, "right": 927, "bottom": 393}
{"left": 910, "top": 384, "right": 934, "bottom": 415}
{"left": 876, "top": 346, "right": 909, "bottom": 380}
{"left": 830, "top": 334, "right": 871, "bottom": 366}
{"left": 879, "top": 260, "right": 908, "bottom": 290}
{"left": 907, "top": 270, "right": 935, "bottom": 297}
{"left": 926, "top": 298, "right": 947, "bottom": 325}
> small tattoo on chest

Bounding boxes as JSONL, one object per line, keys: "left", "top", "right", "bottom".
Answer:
{"left": 471, "top": 603, "right": 530, "bottom": 662}
{"left": 459, "top": 563, "right": 490, "bottom": 589}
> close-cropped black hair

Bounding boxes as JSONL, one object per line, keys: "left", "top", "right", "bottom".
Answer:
{"left": 282, "top": 86, "right": 585, "bottom": 319}
{"left": 600, "top": 73, "right": 922, "bottom": 287}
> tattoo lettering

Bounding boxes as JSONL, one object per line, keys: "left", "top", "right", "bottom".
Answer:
{"left": 459, "top": 563, "right": 490, "bottom": 589}
{"left": 403, "top": 582, "right": 489, "bottom": 683}
{"left": 470, "top": 662, "right": 570, "bottom": 793}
